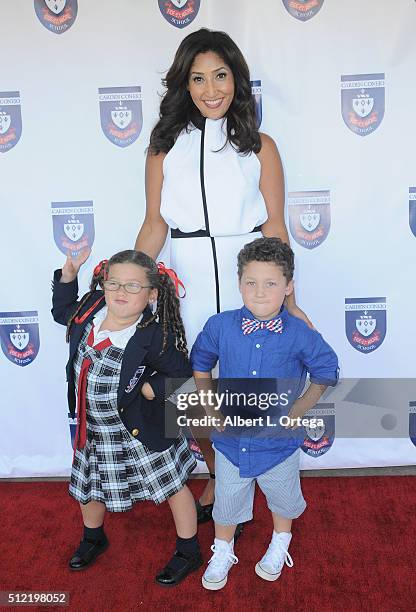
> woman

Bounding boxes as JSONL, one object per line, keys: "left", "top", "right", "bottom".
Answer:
{"left": 135, "top": 28, "right": 311, "bottom": 522}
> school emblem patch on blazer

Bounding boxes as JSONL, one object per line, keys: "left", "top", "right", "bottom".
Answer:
{"left": 0, "top": 311, "right": 40, "bottom": 367}
{"left": 125, "top": 366, "right": 146, "bottom": 394}
{"left": 341, "top": 73, "right": 385, "bottom": 136}
{"left": 34, "top": 0, "right": 78, "bottom": 34}
{"left": 158, "top": 0, "right": 201, "bottom": 29}
{"left": 0, "top": 92, "right": 22, "bottom": 153}
{"left": 51, "top": 201, "right": 95, "bottom": 258}
{"left": 288, "top": 190, "right": 330, "bottom": 249}
{"left": 99, "top": 86, "right": 143, "bottom": 148}
{"left": 345, "top": 298, "right": 387, "bottom": 353}
{"left": 282, "top": 0, "right": 324, "bottom": 21}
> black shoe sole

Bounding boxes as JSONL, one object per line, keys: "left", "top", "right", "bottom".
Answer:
{"left": 68, "top": 540, "right": 109, "bottom": 571}
{"left": 155, "top": 557, "right": 204, "bottom": 587}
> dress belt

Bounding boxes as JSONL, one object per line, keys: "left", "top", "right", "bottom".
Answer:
{"left": 170, "top": 224, "right": 263, "bottom": 239}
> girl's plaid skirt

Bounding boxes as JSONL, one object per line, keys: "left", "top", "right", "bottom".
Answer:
{"left": 70, "top": 322, "right": 196, "bottom": 512}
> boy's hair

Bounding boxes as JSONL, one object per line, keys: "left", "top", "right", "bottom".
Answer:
{"left": 237, "top": 237, "right": 294, "bottom": 282}
{"left": 66, "top": 250, "right": 188, "bottom": 355}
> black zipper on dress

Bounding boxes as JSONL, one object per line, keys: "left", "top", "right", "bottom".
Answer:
{"left": 200, "top": 119, "right": 221, "bottom": 314}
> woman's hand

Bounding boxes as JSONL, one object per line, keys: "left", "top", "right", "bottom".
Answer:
{"left": 286, "top": 303, "right": 315, "bottom": 330}
{"left": 141, "top": 382, "right": 155, "bottom": 400}
{"left": 60, "top": 248, "right": 91, "bottom": 283}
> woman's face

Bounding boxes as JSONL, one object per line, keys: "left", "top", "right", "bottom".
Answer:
{"left": 187, "top": 50, "right": 235, "bottom": 120}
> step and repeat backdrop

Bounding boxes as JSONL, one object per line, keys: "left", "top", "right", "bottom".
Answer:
{"left": 1, "top": 0, "right": 415, "bottom": 476}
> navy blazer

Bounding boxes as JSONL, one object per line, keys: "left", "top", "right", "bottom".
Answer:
{"left": 51, "top": 269, "right": 192, "bottom": 452}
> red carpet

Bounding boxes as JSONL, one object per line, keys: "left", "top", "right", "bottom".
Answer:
{"left": 0, "top": 476, "right": 414, "bottom": 612}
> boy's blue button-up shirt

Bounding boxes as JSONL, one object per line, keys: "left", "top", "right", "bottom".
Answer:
{"left": 190, "top": 306, "right": 339, "bottom": 477}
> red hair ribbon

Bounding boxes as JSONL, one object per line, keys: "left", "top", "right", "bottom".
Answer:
{"left": 93, "top": 259, "right": 108, "bottom": 280}
{"left": 157, "top": 262, "right": 186, "bottom": 298}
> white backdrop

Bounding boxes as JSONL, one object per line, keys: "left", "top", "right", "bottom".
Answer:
{"left": 1, "top": 0, "right": 415, "bottom": 477}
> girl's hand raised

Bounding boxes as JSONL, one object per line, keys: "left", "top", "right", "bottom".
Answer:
{"left": 60, "top": 248, "right": 91, "bottom": 283}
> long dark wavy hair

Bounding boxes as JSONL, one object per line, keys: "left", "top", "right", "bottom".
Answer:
{"left": 149, "top": 28, "right": 261, "bottom": 155}
{"left": 66, "top": 250, "right": 188, "bottom": 355}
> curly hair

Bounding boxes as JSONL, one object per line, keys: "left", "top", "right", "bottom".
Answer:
{"left": 66, "top": 250, "right": 188, "bottom": 355}
{"left": 149, "top": 28, "right": 261, "bottom": 155}
{"left": 237, "top": 237, "right": 294, "bottom": 282}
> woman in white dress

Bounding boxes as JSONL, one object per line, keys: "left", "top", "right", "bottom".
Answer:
{"left": 135, "top": 28, "right": 311, "bottom": 522}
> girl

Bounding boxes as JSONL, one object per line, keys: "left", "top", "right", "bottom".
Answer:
{"left": 52, "top": 248, "right": 201, "bottom": 586}
{"left": 135, "top": 28, "right": 312, "bottom": 521}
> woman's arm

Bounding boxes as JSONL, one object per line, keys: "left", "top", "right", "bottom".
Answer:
{"left": 257, "top": 133, "right": 313, "bottom": 328}
{"left": 134, "top": 151, "right": 169, "bottom": 260}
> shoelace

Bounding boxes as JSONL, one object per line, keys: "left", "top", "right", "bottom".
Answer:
{"left": 208, "top": 543, "right": 239, "bottom": 571}
{"left": 263, "top": 540, "right": 294, "bottom": 569}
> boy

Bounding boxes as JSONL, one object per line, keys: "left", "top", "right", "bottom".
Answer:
{"left": 190, "top": 237, "right": 338, "bottom": 590}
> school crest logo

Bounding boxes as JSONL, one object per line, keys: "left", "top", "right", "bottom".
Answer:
{"left": 158, "top": 0, "right": 200, "bottom": 28}
{"left": 409, "top": 188, "right": 416, "bottom": 238}
{"left": 51, "top": 201, "right": 95, "bottom": 257}
{"left": 282, "top": 0, "right": 324, "bottom": 21}
{"left": 68, "top": 412, "right": 77, "bottom": 449}
{"left": 301, "top": 404, "right": 335, "bottom": 457}
{"left": 125, "top": 366, "right": 146, "bottom": 394}
{"left": 99, "top": 86, "right": 142, "bottom": 148}
{"left": 34, "top": 0, "right": 78, "bottom": 34}
{"left": 288, "top": 190, "right": 330, "bottom": 249}
{"left": 341, "top": 73, "right": 385, "bottom": 136}
{"left": 188, "top": 437, "right": 204, "bottom": 462}
{"left": 0, "top": 312, "right": 40, "bottom": 367}
{"left": 345, "top": 298, "right": 386, "bottom": 353}
{"left": 251, "top": 80, "right": 262, "bottom": 128}
{"left": 409, "top": 402, "right": 416, "bottom": 448}
{"left": 0, "top": 92, "right": 22, "bottom": 153}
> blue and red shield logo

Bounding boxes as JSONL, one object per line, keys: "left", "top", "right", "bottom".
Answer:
{"left": 158, "top": 0, "right": 201, "bottom": 28}
{"left": 282, "top": 0, "right": 324, "bottom": 21}
{"left": 68, "top": 411, "right": 77, "bottom": 449}
{"left": 301, "top": 404, "right": 335, "bottom": 457}
{"left": 99, "top": 86, "right": 142, "bottom": 148}
{"left": 52, "top": 201, "right": 95, "bottom": 257}
{"left": 409, "top": 188, "right": 416, "bottom": 238}
{"left": 288, "top": 190, "right": 330, "bottom": 249}
{"left": 0, "top": 92, "right": 22, "bottom": 153}
{"left": 0, "top": 312, "right": 40, "bottom": 367}
{"left": 345, "top": 298, "right": 386, "bottom": 353}
{"left": 341, "top": 73, "right": 385, "bottom": 136}
{"left": 34, "top": 0, "right": 78, "bottom": 34}
{"left": 410, "top": 402, "right": 416, "bottom": 448}
{"left": 251, "top": 80, "right": 262, "bottom": 128}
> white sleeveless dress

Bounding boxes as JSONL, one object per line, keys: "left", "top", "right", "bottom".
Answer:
{"left": 161, "top": 117, "right": 268, "bottom": 348}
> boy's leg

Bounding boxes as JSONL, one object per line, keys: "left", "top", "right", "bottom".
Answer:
{"left": 255, "top": 450, "right": 306, "bottom": 582}
{"left": 155, "top": 485, "right": 202, "bottom": 587}
{"left": 69, "top": 501, "right": 108, "bottom": 571}
{"left": 202, "top": 450, "right": 254, "bottom": 591}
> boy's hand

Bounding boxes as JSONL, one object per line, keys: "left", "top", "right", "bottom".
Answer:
{"left": 285, "top": 401, "right": 307, "bottom": 429}
{"left": 141, "top": 382, "right": 155, "bottom": 400}
{"left": 60, "top": 248, "right": 91, "bottom": 283}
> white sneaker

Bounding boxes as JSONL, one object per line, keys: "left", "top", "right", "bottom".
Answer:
{"left": 202, "top": 538, "right": 238, "bottom": 591}
{"left": 255, "top": 531, "right": 293, "bottom": 582}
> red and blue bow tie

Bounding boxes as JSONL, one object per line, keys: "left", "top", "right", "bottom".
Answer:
{"left": 241, "top": 316, "right": 283, "bottom": 335}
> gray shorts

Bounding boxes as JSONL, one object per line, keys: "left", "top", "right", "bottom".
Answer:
{"left": 212, "top": 448, "right": 306, "bottom": 525}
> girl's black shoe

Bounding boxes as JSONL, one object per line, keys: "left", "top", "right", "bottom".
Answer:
{"left": 196, "top": 499, "right": 214, "bottom": 524}
{"left": 155, "top": 550, "right": 203, "bottom": 586}
{"left": 69, "top": 537, "right": 109, "bottom": 570}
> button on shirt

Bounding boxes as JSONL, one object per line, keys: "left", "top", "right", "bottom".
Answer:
{"left": 190, "top": 306, "right": 339, "bottom": 477}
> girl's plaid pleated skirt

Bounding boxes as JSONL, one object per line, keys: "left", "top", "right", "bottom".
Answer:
{"left": 70, "top": 323, "right": 196, "bottom": 512}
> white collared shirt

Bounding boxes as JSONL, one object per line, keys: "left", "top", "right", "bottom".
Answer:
{"left": 92, "top": 306, "right": 143, "bottom": 349}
